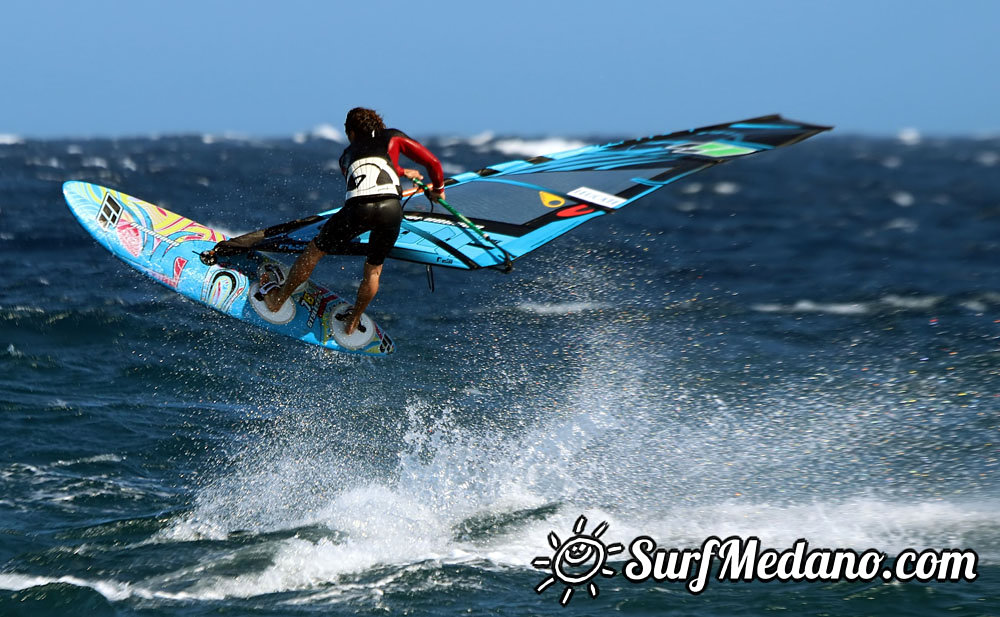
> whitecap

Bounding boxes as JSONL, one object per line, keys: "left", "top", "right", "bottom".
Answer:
{"left": 880, "top": 294, "right": 941, "bottom": 309}
{"left": 51, "top": 454, "right": 124, "bottom": 467}
{"left": 0, "top": 572, "right": 196, "bottom": 602}
{"left": 82, "top": 156, "right": 108, "bottom": 168}
{"left": 492, "top": 137, "right": 587, "bottom": 158}
{"left": 516, "top": 301, "right": 609, "bottom": 315}
{"left": 310, "top": 124, "right": 344, "bottom": 142}
{"left": 884, "top": 217, "right": 918, "bottom": 233}
{"left": 751, "top": 300, "right": 869, "bottom": 315}
{"left": 466, "top": 130, "right": 495, "bottom": 147}
{"left": 27, "top": 157, "right": 62, "bottom": 168}
{"left": 713, "top": 181, "right": 740, "bottom": 195}
{"left": 890, "top": 191, "right": 914, "bottom": 207}
{"left": 975, "top": 151, "right": 998, "bottom": 166}
{"left": 441, "top": 162, "right": 463, "bottom": 175}
{"left": 0, "top": 573, "right": 133, "bottom": 601}
{"left": 897, "top": 127, "right": 921, "bottom": 145}
{"left": 0, "top": 134, "right": 23, "bottom": 145}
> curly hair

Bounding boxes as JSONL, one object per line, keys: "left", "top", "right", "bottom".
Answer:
{"left": 344, "top": 107, "right": 386, "bottom": 138}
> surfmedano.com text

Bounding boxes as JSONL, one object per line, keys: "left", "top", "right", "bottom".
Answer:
{"left": 623, "top": 536, "right": 979, "bottom": 593}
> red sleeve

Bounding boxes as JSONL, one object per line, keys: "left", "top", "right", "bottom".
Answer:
{"left": 387, "top": 135, "right": 445, "bottom": 189}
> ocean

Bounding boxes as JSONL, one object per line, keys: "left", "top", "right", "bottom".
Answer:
{"left": 1, "top": 128, "right": 998, "bottom": 616}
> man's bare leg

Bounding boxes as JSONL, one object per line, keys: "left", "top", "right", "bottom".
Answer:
{"left": 263, "top": 241, "right": 326, "bottom": 312}
{"left": 345, "top": 262, "right": 382, "bottom": 335}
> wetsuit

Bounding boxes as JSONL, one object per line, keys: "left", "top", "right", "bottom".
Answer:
{"left": 314, "top": 128, "right": 444, "bottom": 265}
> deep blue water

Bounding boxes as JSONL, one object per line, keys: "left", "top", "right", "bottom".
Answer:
{"left": 1, "top": 131, "right": 998, "bottom": 616}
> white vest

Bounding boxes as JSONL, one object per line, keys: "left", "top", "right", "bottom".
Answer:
{"left": 345, "top": 157, "right": 401, "bottom": 200}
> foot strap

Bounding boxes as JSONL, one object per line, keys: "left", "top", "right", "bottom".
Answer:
{"left": 335, "top": 308, "right": 367, "bottom": 334}
{"left": 253, "top": 263, "right": 286, "bottom": 301}
{"left": 253, "top": 280, "right": 280, "bottom": 301}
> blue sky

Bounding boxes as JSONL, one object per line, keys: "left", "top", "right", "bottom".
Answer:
{"left": 2, "top": 0, "right": 998, "bottom": 138}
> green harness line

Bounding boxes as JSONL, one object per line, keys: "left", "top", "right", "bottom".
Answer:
{"left": 410, "top": 177, "right": 513, "bottom": 272}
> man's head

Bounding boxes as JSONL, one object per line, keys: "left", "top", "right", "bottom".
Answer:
{"left": 345, "top": 107, "right": 385, "bottom": 142}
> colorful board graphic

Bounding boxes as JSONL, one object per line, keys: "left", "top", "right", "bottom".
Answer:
{"left": 62, "top": 181, "right": 394, "bottom": 356}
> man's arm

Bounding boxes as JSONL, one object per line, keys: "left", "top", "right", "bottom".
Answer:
{"left": 387, "top": 134, "right": 446, "bottom": 200}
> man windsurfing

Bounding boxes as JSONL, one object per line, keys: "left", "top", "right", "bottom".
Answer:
{"left": 258, "top": 107, "right": 445, "bottom": 335}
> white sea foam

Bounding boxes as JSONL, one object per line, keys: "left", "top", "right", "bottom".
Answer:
{"left": 897, "top": 127, "right": 921, "bottom": 146}
{"left": 890, "top": 190, "right": 915, "bottom": 207}
{"left": 752, "top": 300, "right": 869, "bottom": 315}
{"left": 441, "top": 162, "right": 464, "bottom": 176}
{"left": 82, "top": 156, "right": 108, "bottom": 168}
{"left": 51, "top": 453, "right": 124, "bottom": 467}
{"left": 754, "top": 295, "right": 955, "bottom": 315}
{"left": 515, "top": 301, "right": 609, "bottom": 315}
{"left": 880, "top": 294, "right": 941, "bottom": 309}
{"left": 492, "top": 137, "right": 587, "bottom": 158}
{"left": 27, "top": 156, "right": 62, "bottom": 168}
{"left": 466, "top": 130, "right": 495, "bottom": 147}
{"left": 0, "top": 573, "right": 133, "bottom": 600}
{"left": 0, "top": 134, "right": 23, "bottom": 145}
{"left": 138, "top": 319, "right": 999, "bottom": 601}
{"left": 148, "top": 393, "right": 1000, "bottom": 601}
{"left": 884, "top": 217, "right": 918, "bottom": 233}
{"left": 713, "top": 181, "right": 740, "bottom": 195}
{"left": 975, "top": 151, "right": 999, "bottom": 166}
{"left": 0, "top": 572, "right": 205, "bottom": 602}
{"left": 309, "top": 124, "right": 344, "bottom": 142}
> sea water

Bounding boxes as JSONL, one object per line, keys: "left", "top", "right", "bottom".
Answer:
{"left": 0, "top": 130, "right": 997, "bottom": 615}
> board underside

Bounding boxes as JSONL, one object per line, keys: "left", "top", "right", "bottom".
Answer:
{"left": 62, "top": 181, "right": 394, "bottom": 356}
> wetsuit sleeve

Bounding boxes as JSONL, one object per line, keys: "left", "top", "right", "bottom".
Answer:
{"left": 387, "top": 133, "right": 445, "bottom": 189}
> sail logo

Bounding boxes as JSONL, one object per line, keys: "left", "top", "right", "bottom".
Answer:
{"left": 567, "top": 186, "right": 626, "bottom": 209}
{"left": 96, "top": 192, "right": 123, "bottom": 230}
{"left": 667, "top": 141, "right": 757, "bottom": 158}
{"left": 538, "top": 191, "right": 565, "bottom": 208}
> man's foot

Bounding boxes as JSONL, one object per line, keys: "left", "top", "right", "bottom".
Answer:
{"left": 263, "top": 285, "right": 285, "bottom": 312}
{"left": 334, "top": 307, "right": 366, "bottom": 335}
{"left": 255, "top": 264, "right": 286, "bottom": 313}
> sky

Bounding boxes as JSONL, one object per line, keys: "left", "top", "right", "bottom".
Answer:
{"left": 2, "top": 0, "right": 998, "bottom": 139}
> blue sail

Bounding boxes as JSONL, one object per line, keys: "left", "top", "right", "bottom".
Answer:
{"left": 221, "top": 115, "right": 831, "bottom": 271}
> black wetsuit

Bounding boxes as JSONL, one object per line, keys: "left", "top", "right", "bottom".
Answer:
{"left": 314, "top": 128, "right": 444, "bottom": 266}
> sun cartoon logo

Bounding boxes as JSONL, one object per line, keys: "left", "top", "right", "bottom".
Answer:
{"left": 532, "top": 515, "right": 624, "bottom": 606}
